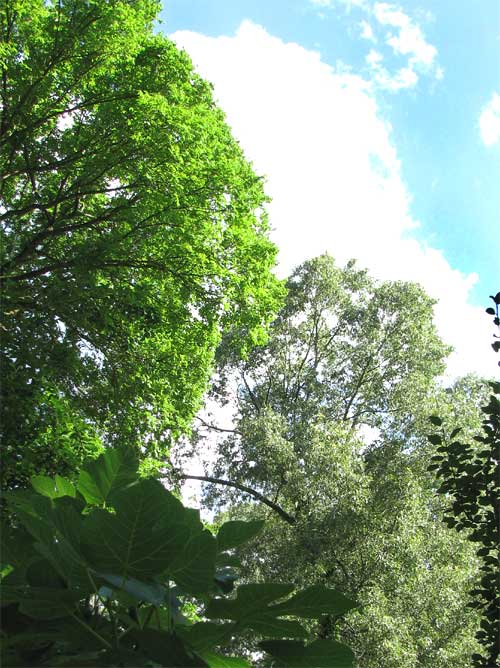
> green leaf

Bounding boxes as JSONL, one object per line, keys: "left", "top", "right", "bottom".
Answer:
{"left": 260, "top": 639, "right": 356, "bottom": 667}
{"left": 1, "top": 524, "right": 34, "bottom": 573}
{"left": 77, "top": 447, "right": 138, "bottom": 506}
{"left": 177, "top": 622, "right": 236, "bottom": 653}
{"left": 247, "top": 616, "right": 308, "bottom": 639}
{"left": 200, "top": 652, "right": 251, "bottom": 668}
{"left": 6, "top": 586, "right": 81, "bottom": 619}
{"left": 427, "top": 434, "right": 443, "bottom": 445}
{"left": 428, "top": 416, "right": 443, "bottom": 427}
{"left": 81, "top": 479, "right": 191, "bottom": 579}
{"left": 216, "top": 553, "right": 242, "bottom": 568}
{"left": 205, "top": 583, "right": 295, "bottom": 620}
{"left": 269, "top": 585, "right": 356, "bottom": 619}
{"left": 24, "top": 498, "right": 91, "bottom": 591}
{"left": 216, "top": 520, "right": 264, "bottom": 552}
{"left": 31, "top": 475, "right": 76, "bottom": 499}
{"left": 128, "top": 629, "right": 208, "bottom": 667}
{"left": 96, "top": 573, "right": 166, "bottom": 606}
{"left": 171, "top": 529, "right": 217, "bottom": 595}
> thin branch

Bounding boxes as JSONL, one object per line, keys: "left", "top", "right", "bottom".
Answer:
{"left": 196, "top": 416, "right": 242, "bottom": 436}
{"left": 177, "top": 472, "right": 296, "bottom": 526}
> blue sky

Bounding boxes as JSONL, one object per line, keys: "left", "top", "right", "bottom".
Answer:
{"left": 159, "top": 0, "right": 500, "bottom": 377}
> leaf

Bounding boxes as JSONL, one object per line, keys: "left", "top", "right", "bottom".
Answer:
{"left": 10, "top": 586, "right": 80, "bottom": 620}
{"left": 177, "top": 622, "right": 235, "bottom": 653}
{"left": 81, "top": 479, "right": 191, "bottom": 579}
{"left": 269, "top": 585, "right": 356, "bottom": 619}
{"left": 96, "top": 573, "right": 166, "bottom": 606}
{"left": 4, "top": 491, "right": 55, "bottom": 545}
{"left": 205, "top": 583, "right": 295, "bottom": 621}
{"left": 26, "top": 559, "right": 65, "bottom": 589}
{"left": 216, "top": 520, "right": 264, "bottom": 552}
{"left": 128, "top": 629, "right": 208, "bottom": 667}
{"left": 200, "top": 652, "right": 251, "bottom": 668}
{"left": 25, "top": 498, "right": 91, "bottom": 591}
{"left": 31, "top": 475, "right": 76, "bottom": 499}
{"left": 171, "top": 529, "right": 217, "bottom": 595}
{"left": 247, "top": 616, "right": 309, "bottom": 639}
{"left": 260, "top": 639, "right": 355, "bottom": 667}
{"left": 1, "top": 524, "right": 34, "bottom": 573}
{"left": 485, "top": 307, "right": 496, "bottom": 315}
{"left": 216, "top": 553, "right": 242, "bottom": 568}
{"left": 428, "top": 416, "right": 443, "bottom": 427}
{"left": 45, "top": 651, "right": 105, "bottom": 667}
{"left": 427, "top": 434, "right": 442, "bottom": 445}
{"left": 77, "top": 447, "right": 138, "bottom": 506}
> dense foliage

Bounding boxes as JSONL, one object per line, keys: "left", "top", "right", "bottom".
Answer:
{"left": 1, "top": 447, "right": 357, "bottom": 667}
{"left": 183, "top": 256, "right": 485, "bottom": 667}
{"left": 0, "top": 0, "right": 282, "bottom": 489}
{"left": 428, "top": 293, "right": 500, "bottom": 667}
{"left": 1, "top": 1, "right": 494, "bottom": 666}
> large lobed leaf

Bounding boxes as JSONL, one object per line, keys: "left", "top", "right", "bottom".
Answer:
{"left": 77, "top": 447, "right": 138, "bottom": 506}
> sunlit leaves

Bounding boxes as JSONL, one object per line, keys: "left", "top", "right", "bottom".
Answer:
{"left": 0, "top": 0, "right": 282, "bottom": 489}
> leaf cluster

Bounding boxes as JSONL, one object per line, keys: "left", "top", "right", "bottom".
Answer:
{"left": 427, "top": 297, "right": 500, "bottom": 667}
{"left": 1, "top": 447, "right": 357, "bottom": 667}
{"left": 0, "top": 0, "right": 283, "bottom": 486}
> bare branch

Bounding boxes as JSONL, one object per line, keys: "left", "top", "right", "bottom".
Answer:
{"left": 196, "top": 416, "right": 242, "bottom": 436}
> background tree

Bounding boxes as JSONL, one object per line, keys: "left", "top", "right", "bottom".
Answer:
{"left": 180, "top": 255, "right": 486, "bottom": 667}
{"left": 0, "top": 0, "right": 282, "bottom": 488}
{"left": 428, "top": 292, "right": 500, "bottom": 667}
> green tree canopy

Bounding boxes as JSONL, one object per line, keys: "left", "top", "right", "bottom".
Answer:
{"left": 184, "top": 256, "right": 484, "bottom": 667}
{"left": 0, "top": 0, "right": 282, "bottom": 487}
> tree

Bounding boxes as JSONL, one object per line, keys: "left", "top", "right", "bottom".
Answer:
{"left": 181, "top": 255, "right": 484, "bottom": 667}
{"left": 428, "top": 293, "right": 500, "bottom": 667}
{"left": 0, "top": 0, "right": 283, "bottom": 488}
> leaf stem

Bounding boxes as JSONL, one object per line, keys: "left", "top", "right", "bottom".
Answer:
{"left": 71, "top": 612, "right": 112, "bottom": 650}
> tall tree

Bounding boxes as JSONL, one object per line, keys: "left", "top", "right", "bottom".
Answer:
{"left": 0, "top": 0, "right": 282, "bottom": 487}
{"left": 184, "top": 255, "right": 484, "bottom": 667}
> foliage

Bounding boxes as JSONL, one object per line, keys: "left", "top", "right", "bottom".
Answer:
{"left": 0, "top": 0, "right": 283, "bottom": 488}
{"left": 427, "top": 292, "right": 500, "bottom": 668}
{"left": 184, "top": 255, "right": 483, "bottom": 667}
{"left": 0, "top": 447, "right": 357, "bottom": 667}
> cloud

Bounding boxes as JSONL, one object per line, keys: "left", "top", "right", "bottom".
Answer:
{"left": 359, "top": 20, "right": 377, "bottom": 42}
{"left": 479, "top": 92, "right": 500, "bottom": 146}
{"left": 309, "top": 0, "right": 441, "bottom": 90}
{"left": 171, "top": 21, "right": 494, "bottom": 379}
{"left": 373, "top": 2, "right": 436, "bottom": 65}
{"left": 311, "top": 0, "right": 368, "bottom": 6}
{"left": 366, "top": 49, "right": 418, "bottom": 90}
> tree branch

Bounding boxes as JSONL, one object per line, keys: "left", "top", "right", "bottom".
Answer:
{"left": 196, "top": 416, "right": 242, "bottom": 436}
{"left": 177, "top": 472, "right": 296, "bottom": 525}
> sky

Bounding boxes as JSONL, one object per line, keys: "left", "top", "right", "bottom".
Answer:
{"left": 158, "top": 0, "right": 500, "bottom": 379}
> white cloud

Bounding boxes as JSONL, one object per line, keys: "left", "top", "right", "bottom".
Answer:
{"left": 479, "top": 92, "right": 500, "bottom": 146}
{"left": 374, "top": 2, "right": 437, "bottom": 66}
{"left": 360, "top": 20, "right": 377, "bottom": 42}
{"left": 366, "top": 49, "right": 418, "bottom": 90}
{"left": 369, "top": 2, "right": 440, "bottom": 90}
{"left": 309, "top": 0, "right": 441, "bottom": 90}
{"left": 171, "top": 21, "right": 494, "bottom": 379}
{"left": 311, "top": 0, "right": 368, "bottom": 7}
